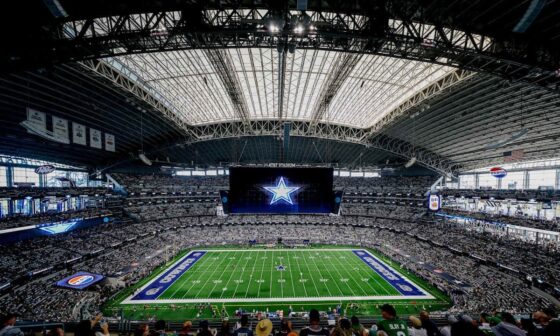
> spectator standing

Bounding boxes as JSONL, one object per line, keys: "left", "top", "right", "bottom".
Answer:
{"left": 0, "top": 314, "right": 23, "bottom": 336}
{"left": 218, "top": 320, "right": 231, "bottom": 336}
{"left": 533, "top": 308, "right": 560, "bottom": 336}
{"left": 74, "top": 316, "right": 109, "bottom": 336}
{"left": 491, "top": 312, "right": 525, "bottom": 336}
{"left": 376, "top": 304, "right": 409, "bottom": 336}
{"left": 276, "top": 319, "right": 296, "bottom": 336}
{"left": 299, "top": 310, "right": 329, "bottom": 336}
{"left": 233, "top": 315, "right": 253, "bottom": 336}
{"left": 197, "top": 321, "right": 214, "bottom": 336}
{"left": 418, "top": 311, "right": 441, "bottom": 336}
{"left": 180, "top": 321, "right": 193, "bottom": 336}
{"left": 135, "top": 324, "right": 150, "bottom": 336}
{"left": 332, "top": 318, "right": 353, "bottom": 336}
{"left": 351, "top": 316, "right": 368, "bottom": 336}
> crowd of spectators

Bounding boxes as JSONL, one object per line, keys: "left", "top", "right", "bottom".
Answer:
{"left": 440, "top": 208, "right": 560, "bottom": 232}
{"left": 114, "top": 174, "right": 435, "bottom": 196}
{"left": 1, "top": 173, "right": 559, "bottom": 325}
{"left": 440, "top": 188, "right": 560, "bottom": 202}
{"left": 1, "top": 217, "right": 558, "bottom": 321}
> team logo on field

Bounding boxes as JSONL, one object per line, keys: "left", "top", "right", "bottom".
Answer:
{"left": 146, "top": 287, "right": 162, "bottom": 296}
{"left": 67, "top": 275, "right": 94, "bottom": 286}
{"left": 276, "top": 265, "right": 286, "bottom": 271}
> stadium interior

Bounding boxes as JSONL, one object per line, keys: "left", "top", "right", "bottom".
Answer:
{"left": 1, "top": 1, "right": 560, "bottom": 336}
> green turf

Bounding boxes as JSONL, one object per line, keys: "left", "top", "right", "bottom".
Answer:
{"left": 104, "top": 246, "right": 451, "bottom": 320}
{"left": 159, "top": 249, "right": 400, "bottom": 300}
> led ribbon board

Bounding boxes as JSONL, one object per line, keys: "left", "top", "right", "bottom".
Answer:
{"left": 37, "top": 218, "right": 82, "bottom": 235}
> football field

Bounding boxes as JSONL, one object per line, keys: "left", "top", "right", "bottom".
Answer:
{"left": 123, "top": 248, "right": 433, "bottom": 304}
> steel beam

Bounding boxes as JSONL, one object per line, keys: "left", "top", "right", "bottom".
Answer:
{"left": 49, "top": 9, "right": 560, "bottom": 93}
{"left": 204, "top": 49, "right": 251, "bottom": 124}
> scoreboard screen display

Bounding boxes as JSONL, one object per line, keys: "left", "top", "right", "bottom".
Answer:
{"left": 227, "top": 167, "right": 334, "bottom": 214}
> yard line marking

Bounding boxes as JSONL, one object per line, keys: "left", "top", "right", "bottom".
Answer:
{"left": 293, "top": 250, "right": 312, "bottom": 297}
{"left": 232, "top": 251, "right": 253, "bottom": 298}
{"left": 323, "top": 251, "right": 360, "bottom": 295}
{"left": 197, "top": 249, "right": 360, "bottom": 252}
{"left": 286, "top": 249, "right": 297, "bottom": 297}
{"left": 307, "top": 250, "right": 336, "bottom": 297}
{"left": 256, "top": 250, "right": 267, "bottom": 298}
{"left": 244, "top": 250, "right": 260, "bottom": 298}
{"left": 123, "top": 294, "right": 434, "bottom": 304}
{"left": 268, "top": 251, "right": 275, "bottom": 297}
{"left": 191, "top": 251, "right": 228, "bottom": 299}
{"left": 219, "top": 251, "right": 242, "bottom": 298}
{"left": 301, "top": 250, "right": 323, "bottom": 297}
{"left": 278, "top": 251, "right": 284, "bottom": 298}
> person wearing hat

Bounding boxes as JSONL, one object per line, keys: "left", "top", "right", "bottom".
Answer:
{"left": 255, "top": 320, "right": 273, "bottom": 336}
{"left": 407, "top": 317, "right": 427, "bottom": 336}
{"left": 300, "top": 309, "right": 329, "bottom": 336}
{"left": 0, "top": 314, "right": 23, "bottom": 336}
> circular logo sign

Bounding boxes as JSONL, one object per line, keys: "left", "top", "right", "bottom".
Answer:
{"left": 67, "top": 275, "right": 94, "bottom": 286}
{"left": 35, "top": 165, "right": 55, "bottom": 175}
{"left": 490, "top": 167, "right": 507, "bottom": 178}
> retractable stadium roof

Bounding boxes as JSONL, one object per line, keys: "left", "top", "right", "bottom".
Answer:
{"left": 1, "top": 0, "right": 560, "bottom": 176}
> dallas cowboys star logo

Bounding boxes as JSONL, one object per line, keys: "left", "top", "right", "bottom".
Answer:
{"left": 263, "top": 177, "right": 300, "bottom": 205}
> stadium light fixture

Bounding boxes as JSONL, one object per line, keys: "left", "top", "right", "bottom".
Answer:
{"left": 404, "top": 157, "right": 417, "bottom": 168}
{"left": 138, "top": 153, "right": 153, "bottom": 166}
{"left": 294, "top": 24, "right": 305, "bottom": 35}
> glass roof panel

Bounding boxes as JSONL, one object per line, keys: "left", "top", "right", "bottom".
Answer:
{"left": 112, "top": 48, "right": 457, "bottom": 128}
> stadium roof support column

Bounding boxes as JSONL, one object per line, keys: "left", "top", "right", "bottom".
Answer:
{"left": 205, "top": 49, "right": 251, "bottom": 125}
{"left": 310, "top": 53, "right": 363, "bottom": 126}
{"left": 277, "top": 47, "right": 287, "bottom": 120}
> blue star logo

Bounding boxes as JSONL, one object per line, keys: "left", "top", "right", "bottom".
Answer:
{"left": 263, "top": 177, "right": 300, "bottom": 205}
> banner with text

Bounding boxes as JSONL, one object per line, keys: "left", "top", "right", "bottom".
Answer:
{"left": 52, "top": 116, "right": 69, "bottom": 143}
{"left": 72, "top": 122, "right": 87, "bottom": 145}
{"left": 90, "top": 128, "right": 102, "bottom": 149}
{"left": 26, "top": 108, "right": 46, "bottom": 131}
{"left": 105, "top": 133, "right": 115, "bottom": 152}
